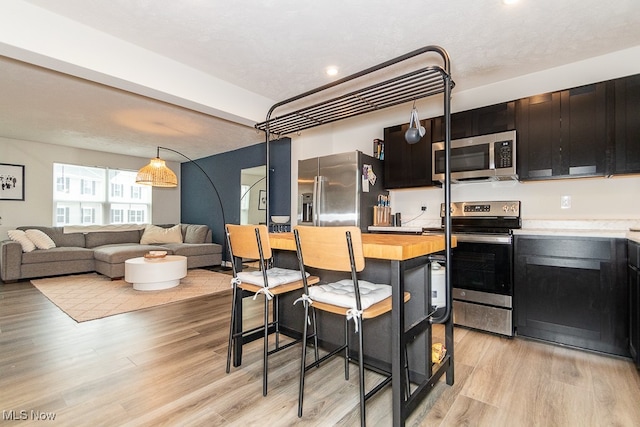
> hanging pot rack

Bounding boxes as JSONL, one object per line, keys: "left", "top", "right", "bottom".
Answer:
{"left": 255, "top": 45, "right": 454, "bottom": 136}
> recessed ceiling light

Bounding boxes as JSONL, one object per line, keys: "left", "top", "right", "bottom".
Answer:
{"left": 503, "top": 0, "right": 519, "bottom": 4}
{"left": 325, "top": 66, "right": 338, "bottom": 77}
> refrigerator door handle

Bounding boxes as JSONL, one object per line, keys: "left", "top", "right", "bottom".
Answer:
{"left": 313, "top": 176, "right": 320, "bottom": 226}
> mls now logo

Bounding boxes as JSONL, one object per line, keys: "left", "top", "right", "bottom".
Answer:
{"left": 3, "top": 410, "right": 56, "bottom": 421}
{"left": 2, "top": 410, "right": 28, "bottom": 421}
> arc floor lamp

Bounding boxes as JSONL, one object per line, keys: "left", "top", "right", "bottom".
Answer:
{"left": 136, "top": 146, "right": 227, "bottom": 249}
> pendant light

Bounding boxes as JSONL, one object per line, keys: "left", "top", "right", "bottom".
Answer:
{"left": 135, "top": 147, "right": 178, "bottom": 187}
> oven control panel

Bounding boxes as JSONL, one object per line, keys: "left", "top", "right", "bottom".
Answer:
{"left": 441, "top": 200, "right": 520, "bottom": 218}
{"left": 463, "top": 204, "right": 491, "bottom": 213}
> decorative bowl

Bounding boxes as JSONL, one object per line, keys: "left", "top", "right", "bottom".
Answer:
{"left": 271, "top": 216, "right": 290, "bottom": 224}
{"left": 145, "top": 250, "right": 167, "bottom": 260}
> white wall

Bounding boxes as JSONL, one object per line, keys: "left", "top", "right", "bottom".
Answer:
{"left": 0, "top": 138, "right": 181, "bottom": 239}
{"left": 288, "top": 46, "right": 640, "bottom": 227}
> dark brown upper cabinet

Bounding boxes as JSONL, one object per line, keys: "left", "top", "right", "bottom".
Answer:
{"left": 432, "top": 101, "right": 516, "bottom": 142}
{"left": 383, "top": 119, "right": 435, "bottom": 189}
{"left": 382, "top": 73, "right": 639, "bottom": 188}
{"left": 613, "top": 74, "right": 640, "bottom": 175}
{"left": 516, "top": 82, "right": 611, "bottom": 180}
{"left": 514, "top": 92, "right": 561, "bottom": 179}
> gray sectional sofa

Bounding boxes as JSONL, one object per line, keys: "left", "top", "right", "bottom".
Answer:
{"left": 0, "top": 224, "right": 222, "bottom": 283}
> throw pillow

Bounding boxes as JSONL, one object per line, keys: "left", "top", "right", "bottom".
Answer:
{"left": 7, "top": 229, "right": 36, "bottom": 252}
{"left": 183, "top": 224, "right": 208, "bottom": 244}
{"left": 25, "top": 229, "right": 57, "bottom": 250}
{"left": 140, "top": 224, "right": 183, "bottom": 245}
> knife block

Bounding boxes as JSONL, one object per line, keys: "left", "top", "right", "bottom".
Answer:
{"left": 373, "top": 206, "right": 391, "bottom": 226}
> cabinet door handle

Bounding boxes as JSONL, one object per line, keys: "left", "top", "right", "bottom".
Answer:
{"left": 525, "top": 255, "right": 601, "bottom": 270}
{"left": 569, "top": 165, "right": 597, "bottom": 175}
{"left": 527, "top": 169, "right": 553, "bottom": 178}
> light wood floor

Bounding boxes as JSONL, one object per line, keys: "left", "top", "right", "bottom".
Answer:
{"left": 1, "top": 278, "right": 640, "bottom": 426}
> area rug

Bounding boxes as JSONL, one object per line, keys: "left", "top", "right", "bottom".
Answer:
{"left": 31, "top": 269, "right": 232, "bottom": 322}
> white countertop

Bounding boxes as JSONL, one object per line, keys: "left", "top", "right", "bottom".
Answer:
{"left": 516, "top": 219, "right": 640, "bottom": 242}
{"left": 370, "top": 219, "right": 640, "bottom": 242}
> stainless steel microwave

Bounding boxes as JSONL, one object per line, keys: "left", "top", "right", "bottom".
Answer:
{"left": 432, "top": 130, "right": 517, "bottom": 183}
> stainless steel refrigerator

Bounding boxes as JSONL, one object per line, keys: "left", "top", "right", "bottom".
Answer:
{"left": 297, "top": 151, "right": 387, "bottom": 232}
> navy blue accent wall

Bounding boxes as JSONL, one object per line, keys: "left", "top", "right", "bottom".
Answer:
{"left": 269, "top": 138, "right": 291, "bottom": 217}
{"left": 180, "top": 138, "right": 291, "bottom": 261}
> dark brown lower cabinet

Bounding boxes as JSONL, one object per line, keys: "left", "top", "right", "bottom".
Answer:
{"left": 514, "top": 235, "right": 629, "bottom": 357}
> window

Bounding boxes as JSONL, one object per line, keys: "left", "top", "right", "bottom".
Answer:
{"left": 128, "top": 209, "right": 145, "bottom": 223}
{"left": 111, "top": 209, "right": 124, "bottom": 223}
{"left": 56, "top": 177, "right": 70, "bottom": 193}
{"left": 56, "top": 207, "right": 69, "bottom": 224}
{"left": 82, "top": 207, "right": 96, "bottom": 224}
{"left": 81, "top": 179, "right": 96, "bottom": 195}
{"left": 130, "top": 186, "right": 142, "bottom": 199}
{"left": 53, "top": 164, "right": 152, "bottom": 226}
{"left": 111, "top": 183, "right": 124, "bottom": 198}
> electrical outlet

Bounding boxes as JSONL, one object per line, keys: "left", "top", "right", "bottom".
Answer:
{"left": 561, "top": 195, "right": 571, "bottom": 209}
{"left": 421, "top": 206, "right": 427, "bottom": 211}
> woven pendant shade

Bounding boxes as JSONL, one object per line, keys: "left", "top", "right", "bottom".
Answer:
{"left": 135, "top": 157, "right": 178, "bottom": 187}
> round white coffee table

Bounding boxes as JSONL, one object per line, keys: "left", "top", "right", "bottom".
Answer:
{"left": 124, "top": 255, "right": 187, "bottom": 291}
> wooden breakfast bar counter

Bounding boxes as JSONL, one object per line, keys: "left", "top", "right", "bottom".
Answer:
{"left": 268, "top": 232, "right": 456, "bottom": 426}
{"left": 269, "top": 232, "right": 452, "bottom": 260}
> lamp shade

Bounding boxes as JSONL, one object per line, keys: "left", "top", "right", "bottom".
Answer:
{"left": 135, "top": 157, "right": 178, "bottom": 187}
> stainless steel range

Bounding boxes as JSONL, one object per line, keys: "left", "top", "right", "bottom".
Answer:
{"left": 425, "top": 200, "right": 521, "bottom": 336}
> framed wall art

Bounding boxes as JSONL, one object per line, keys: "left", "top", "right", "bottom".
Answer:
{"left": 258, "top": 190, "right": 267, "bottom": 210}
{"left": 0, "top": 163, "right": 25, "bottom": 201}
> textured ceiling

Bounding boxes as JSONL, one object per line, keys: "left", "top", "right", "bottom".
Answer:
{"left": 1, "top": 0, "right": 640, "bottom": 161}
{"left": 0, "top": 57, "right": 265, "bottom": 160}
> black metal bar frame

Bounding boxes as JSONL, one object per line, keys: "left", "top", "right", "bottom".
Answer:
{"left": 258, "top": 45, "right": 454, "bottom": 427}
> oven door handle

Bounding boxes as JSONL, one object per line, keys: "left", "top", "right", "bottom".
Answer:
{"left": 454, "top": 233, "right": 512, "bottom": 244}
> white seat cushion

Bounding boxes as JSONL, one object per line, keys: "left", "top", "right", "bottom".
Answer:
{"left": 308, "top": 279, "right": 391, "bottom": 310}
{"left": 237, "top": 267, "right": 306, "bottom": 288}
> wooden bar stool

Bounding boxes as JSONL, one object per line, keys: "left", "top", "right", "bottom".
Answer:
{"left": 293, "top": 225, "right": 411, "bottom": 427}
{"left": 225, "top": 224, "right": 319, "bottom": 396}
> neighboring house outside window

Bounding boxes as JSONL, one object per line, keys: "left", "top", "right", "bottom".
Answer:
{"left": 53, "top": 163, "right": 152, "bottom": 226}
